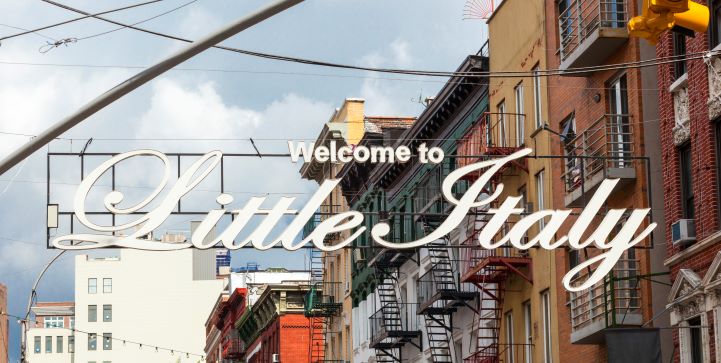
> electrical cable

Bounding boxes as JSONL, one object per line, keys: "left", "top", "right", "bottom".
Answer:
{"left": 0, "top": 0, "right": 164, "bottom": 43}
{"left": 35, "top": 0, "right": 721, "bottom": 78}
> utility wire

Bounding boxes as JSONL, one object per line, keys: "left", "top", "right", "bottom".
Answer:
{"left": 0, "top": 23, "right": 55, "bottom": 42}
{"left": 36, "top": 0, "right": 721, "bottom": 78}
{"left": 0, "top": 311, "right": 205, "bottom": 358}
{"left": 0, "top": 0, "right": 164, "bottom": 43}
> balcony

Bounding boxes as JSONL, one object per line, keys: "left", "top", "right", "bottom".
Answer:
{"left": 562, "top": 114, "right": 636, "bottom": 207}
{"left": 221, "top": 332, "right": 245, "bottom": 360}
{"left": 304, "top": 282, "right": 343, "bottom": 317}
{"left": 558, "top": 0, "right": 628, "bottom": 71}
{"left": 460, "top": 242, "right": 531, "bottom": 285}
{"left": 465, "top": 343, "right": 534, "bottom": 363}
{"left": 417, "top": 260, "right": 476, "bottom": 314}
{"left": 369, "top": 303, "right": 422, "bottom": 349}
{"left": 457, "top": 112, "right": 528, "bottom": 180}
{"left": 569, "top": 256, "right": 642, "bottom": 344}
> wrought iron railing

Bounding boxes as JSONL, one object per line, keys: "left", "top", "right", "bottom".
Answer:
{"left": 460, "top": 227, "right": 529, "bottom": 282}
{"left": 569, "top": 257, "right": 641, "bottom": 332}
{"left": 561, "top": 114, "right": 634, "bottom": 194}
{"left": 369, "top": 303, "right": 420, "bottom": 343}
{"left": 559, "top": 0, "right": 628, "bottom": 61}
{"left": 465, "top": 343, "right": 534, "bottom": 363}
{"left": 417, "top": 268, "right": 460, "bottom": 306}
{"left": 457, "top": 112, "right": 526, "bottom": 168}
{"left": 304, "top": 282, "right": 343, "bottom": 317}
{"left": 221, "top": 331, "right": 245, "bottom": 360}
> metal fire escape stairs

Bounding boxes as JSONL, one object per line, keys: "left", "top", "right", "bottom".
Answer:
{"left": 371, "top": 257, "right": 422, "bottom": 363}
{"left": 419, "top": 225, "right": 477, "bottom": 363}
{"left": 461, "top": 205, "right": 532, "bottom": 363}
{"left": 306, "top": 245, "right": 343, "bottom": 362}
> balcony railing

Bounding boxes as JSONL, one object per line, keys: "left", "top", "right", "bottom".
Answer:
{"left": 568, "top": 257, "right": 642, "bottom": 343}
{"left": 465, "top": 343, "right": 534, "bottom": 363}
{"left": 304, "top": 282, "right": 343, "bottom": 317}
{"left": 221, "top": 332, "right": 245, "bottom": 360}
{"left": 417, "top": 267, "right": 476, "bottom": 314}
{"left": 558, "top": 0, "right": 628, "bottom": 69}
{"left": 460, "top": 234, "right": 530, "bottom": 284}
{"left": 457, "top": 112, "right": 526, "bottom": 166}
{"left": 369, "top": 303, "right": 421, "bottom": 348}
{"left": 561, "top": 114, "right": 636, "bottom": 207}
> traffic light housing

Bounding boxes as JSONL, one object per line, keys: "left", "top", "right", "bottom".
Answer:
{"left": 629, "top": 0, "right": 709, "bottom": 44}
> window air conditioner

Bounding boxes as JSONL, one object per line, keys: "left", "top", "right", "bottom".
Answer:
{"left": 672, "top": 219, "right": 696, "bottom": 247}
{"left": 272, "top": 353, "right": 280, "bottom": 362}
{"left": 354, "top": 249, "right": 365, "bottom": 262}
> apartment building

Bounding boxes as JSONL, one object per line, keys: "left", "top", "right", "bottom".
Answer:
{"left": 299, "top": 98, "right": 416, "bottom": 362}
{"left": 340, "top": 48, "right": 489, "bottom": 362}
{"left": 72, "top": 245, "right": 223, "bottom": 363}
{"left": 543, "top": 0, "right": 669, "bottom": 361}
{"left": 25, "top": 302, "right": 74, "bottom": 363}
{"left": 655, "top": 2, "right": 721, "bottom": 361}
{"left": 458, "top": 0, "right": 560, "bottom": 361}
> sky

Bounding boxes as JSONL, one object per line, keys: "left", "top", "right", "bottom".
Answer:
{"left": 0, "top": 0, "right": 487, "bottom": 360}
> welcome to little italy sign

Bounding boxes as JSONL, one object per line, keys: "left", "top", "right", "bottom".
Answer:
{"left": 51, "top": 143, "right": 656, "bottom": 293}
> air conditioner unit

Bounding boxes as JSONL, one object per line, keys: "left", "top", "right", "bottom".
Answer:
{"left": 272, "top": 353, "right": 280, "bottom": 362}
{"left": 353, "top": 249, "right": 365, "bottom": 262}
{"left": 672, "top": 219, "right": 696, "bottom": 247}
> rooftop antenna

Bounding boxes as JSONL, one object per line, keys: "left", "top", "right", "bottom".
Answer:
{"left": 411, "top": 89, "right": 427, "bottom": 107}
{"left": 463, "top": 0, "right": 496, "bottom": 20}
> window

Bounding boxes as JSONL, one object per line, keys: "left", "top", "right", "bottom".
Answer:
{"left": 88, "top": 278, "right": 97, "bottom": 294}
{"left": 608, "top": 75, "right": 630, "bottom": 167}
{"left": 712, "top": 0, "right": 721, "bottom": 48}
{"left": 680, "top": 144, "right": 695, "bottom": 219}
{"left": 44, "top": 316, "right": 64, "bottom": 328}
{"left": 69, "top": 336, "right": 74, "bottom": 353}
{"left": 57, "top": 336, "right": 63, "bottom": 353}
{"left": 45, "top": 336, "right": 52, "bottom": 353}
{"left": 34, "top": 336, "right": 41, "bottom": 353}
{"left": 524, "top": 301, "right": 533, "bottom": 363}
{"left": 103, "top": 278, "right": 112, "bottom": 293}
{"left": 103, "top": 305, "right": 112, "bottom": 322}
{"left": 103, "top": 333, "right": 112, "bottom": 350}
{"left": 515, "top": 82, "right": 525, "bottom": 145}
{"left": 533, "top": 65, "right": 543, "bottom": 129}
{"left": 505, "top": 311, "right": 515, "bottom": 363}
{"left": 88, "top": 333, "right": 97, "bottom": 351}
{"left": 536, "top": 171, "right": 546, "bottom": 229}
{"left": 70, "top": 317, "right": 75, "bottom": 328}
{"left": 542, "top": 290, "right": 552, "bottom": 363}
{"left": 88, "top": 305, "right": 97, "bottom": 323}
{"left": 569, "top": 249, "right": 580, "bottom": 270}
{"left": 558, "top": 0, "right": 573, "bottom": 46}
{"left": 674, "top": 33, "right": 687, "bottom": 79}
{"left": 498, "top": 101, "right": 507, "bottom": 147}
{"left": 689, "top": 317, "right": 704, "bottom": 363}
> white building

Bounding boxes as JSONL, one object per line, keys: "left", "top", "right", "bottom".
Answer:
{"left": 228, "top": 268, "right": 310, "bottom": 306}
{"left": 26, "top": 302, "right": 75, "bottom": 363}
{"left": 72, "top": 248, "right": 224, "bottom": 363}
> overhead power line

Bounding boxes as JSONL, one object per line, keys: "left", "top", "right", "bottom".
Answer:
{"left": 36, "top": 0, "right": 720, "bottom": 78}
{"left": 0, "top": 0, "right": 164, "bottom": 43}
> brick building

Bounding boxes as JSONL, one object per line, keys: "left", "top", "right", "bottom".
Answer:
{"left": 205, "top": 288, "right": 247, "bottom": 363}
{"left": 655, "top": 1, "right": 721, "bottom": 361}
{"left": 543, "top": 0, "right": 671, "bottom": 361}
{"left": 236, "top": 283, "right": 315, "bottom": 363}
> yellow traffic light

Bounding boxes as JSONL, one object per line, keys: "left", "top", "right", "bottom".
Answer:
{"left": 629, "top": 0, "right": 709, "bottom": 44}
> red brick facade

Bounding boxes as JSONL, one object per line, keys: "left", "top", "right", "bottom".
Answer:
{"left": 246, "top": 314, "right": 313, "bottom": 363}
{"left": 656, "top": 1, "right": 721, "bottom": 361}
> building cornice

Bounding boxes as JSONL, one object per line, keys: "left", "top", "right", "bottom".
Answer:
{"left": 665, "top": 229, "right": 721, "bottom": 267}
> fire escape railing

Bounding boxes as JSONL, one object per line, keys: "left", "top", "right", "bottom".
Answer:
{"left": 369, "top": 302, "right": 421, "bottom": 346}
{"left": 558, "top": 0, "right": 628, "bottom": 61}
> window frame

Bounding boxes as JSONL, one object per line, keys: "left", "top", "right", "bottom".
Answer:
{"left": 505, "top": 311, "right": 515, "bottom": 363}
{"left": 88, "top": 305, "right": 97, "bottom": 323}
{"left": 680, "top": 143, "right": 695, "bottom": 219}
{"left": 103, "top": 278, "right": 112, "bottom": 293}
{"left": 673, "top": 32, "right": 687, "bottom": 79}
{"left": 56, "top": 336, "right": 63, "bottom": 353}
{"left": 34, "top": 336, "right": 41, "bottom": 353}
{"left": 515, "top": 82, "right": 525, "bottom": 146}
{"left": 103, "top": 333, "right": 112, "bottom": 351}
{"left": 523, "top": 301, "right": 533, "bottom": 363}
{"left": 88, "top": 333, "right": 97, "bottom": 351}
{"left": 498, "top": 101, "right": 507, "bottom": 147}
{"left": 88, "top": 278, "right": 97, "bottom": 294}
{"left": 533, "top": 64, "right": 543, "bottom": 130}
{"left": 45, "top": 336, "right": 52, "bottom": 353}
{"left": 103, "top": 304, "right": 112, "bottom": 322}
{"left": 541, "top": 290, "right": 552, "bottom": 363}
{"left": 536, "top": 170, "right": 546, "bottom": 229}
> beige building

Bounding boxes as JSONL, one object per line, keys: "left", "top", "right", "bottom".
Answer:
{"left": 25, "top": 302, "right": 75, "bottom": 363}
{"left": 458, "top": 0, "right": 560, "bottom": 361}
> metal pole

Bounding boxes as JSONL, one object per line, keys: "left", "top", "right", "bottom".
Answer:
{"left": 20, "top": 251, "right": 66, "bottom": 363}
{"left": 0, "top": 0, "right": 304, "bottom": 176}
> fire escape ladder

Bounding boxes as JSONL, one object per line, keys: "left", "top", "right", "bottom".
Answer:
{"left": 375, "top": 268, "right": 404, "bottom": 363}
{"left": 309, "top": 315, "right": 327, "bottom": 363}
{"left": 467, "top": 273, "right": 506, "bottom": 363}
{"left": 425, "top": 314, "right": 454, "bottom": 363}
{"left": 308, "top": 248, "right": 328, "bottom": 363}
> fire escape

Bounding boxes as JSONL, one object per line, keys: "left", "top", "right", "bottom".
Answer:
{"left": 415, "top": 161, "right": 477, "bottom": 363}
{"left": 369, "top": 247, "right": 422, "bottom": 362}
{"left": 304, "top": 211, "right": 344, "bottom": 362}
{"left": 456, "top": 112, "right": 533, "bottom": 363}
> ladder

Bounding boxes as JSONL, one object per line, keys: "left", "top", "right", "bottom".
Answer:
{"left": 424, "top": 239, "right": 456, "bottom": 362}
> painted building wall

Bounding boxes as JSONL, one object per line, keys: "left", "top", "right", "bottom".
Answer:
{"left": 487, "top": 0, "right": 560, "bottom": 361}
{"left": 542, "top": 0, "right": 668, "bottom": 361}
{"left": 73, "top": 249, "right": 223, "bottom": 363}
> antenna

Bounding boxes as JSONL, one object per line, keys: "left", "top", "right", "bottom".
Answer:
{"left": 463, "top": 0, "right": 496, "bottom": 20}
{"left": 411, "top": 89, "right": 427, "bottom": 107}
